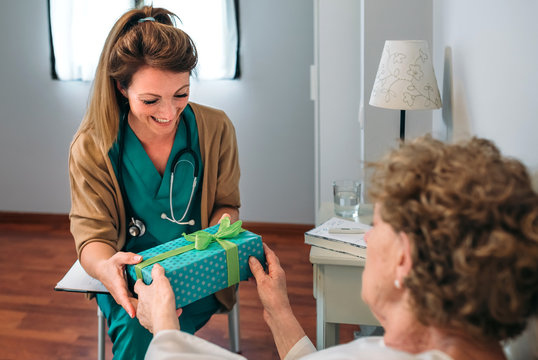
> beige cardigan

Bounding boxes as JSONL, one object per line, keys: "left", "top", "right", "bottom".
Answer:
{"left": 68, "top": 102, "right": 241, "bottom": 309}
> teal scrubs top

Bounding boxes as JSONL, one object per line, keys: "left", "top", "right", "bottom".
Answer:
{"left": 101, "top": 105, "right": 219, "bottom": 359}
{"left": 109, "top": 104, "right": 203, "bottom": 253}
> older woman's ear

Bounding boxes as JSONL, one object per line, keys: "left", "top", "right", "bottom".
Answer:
{"left": 395, "top": 232, "right": 413, "bottom": 289}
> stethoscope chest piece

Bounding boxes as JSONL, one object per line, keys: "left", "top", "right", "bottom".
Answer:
{"left": 128, "top": 217, "right": 146, "bottom": 237}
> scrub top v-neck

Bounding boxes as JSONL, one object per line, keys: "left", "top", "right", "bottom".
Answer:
{"left": 109, "top": 104, "right": 203, "bottom": 253}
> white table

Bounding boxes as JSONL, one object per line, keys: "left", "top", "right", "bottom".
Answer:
{"left": 309, "top": 203, "right": 380, "bottom": 349}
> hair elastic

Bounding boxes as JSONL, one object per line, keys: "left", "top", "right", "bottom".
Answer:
{"left": 138, "top": 16, "right": 155, "bottom": 23}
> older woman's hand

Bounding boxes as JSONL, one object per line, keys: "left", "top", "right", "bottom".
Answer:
{"left": 248, "top": 243, "right": 293, "bottom": 323}
{"left": 249, "top": 243, "right": 307, "bottom": 359}
{"left": 134, "top": 264, "right": 182, "bottom": 334}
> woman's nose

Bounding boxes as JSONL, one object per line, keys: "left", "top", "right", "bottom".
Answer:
{"left": 159, "top": 102, "right": 178, "bottom": 120}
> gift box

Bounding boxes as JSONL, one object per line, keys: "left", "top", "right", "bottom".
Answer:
{"left": 126, "top": 218, "right": 265, "bottom": 308}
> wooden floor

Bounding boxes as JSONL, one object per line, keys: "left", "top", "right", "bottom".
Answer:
{"left": 0, "top": 213, "right": 358, "bottom": 360}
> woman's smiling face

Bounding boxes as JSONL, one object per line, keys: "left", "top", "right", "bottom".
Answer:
{"left": 120, "top": 66, "right": 190, "bottom": 139}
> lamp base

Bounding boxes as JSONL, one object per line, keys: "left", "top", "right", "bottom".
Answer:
{"left": 400, "top": 109, "right": 406, "bottom": 141}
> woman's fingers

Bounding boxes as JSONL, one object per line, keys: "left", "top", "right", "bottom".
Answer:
{"left": 134, "top": 263, "right": 180, "bottom": 333}
{"left": 134, "top": 279, "right": 145, "bottom": 295}
{"left": 114, "top": 283, "right": 137, "bottom": 318}
{"left": 262, "top": 243, "right": 284, "bottom": 278}
{"left": 219, "top": 213, "right": 231, "bottom": 223}
{"left": 111, "top": 251, "right": 143, "bottom": 266}
{"left": 248, "top": 256, "right": 265, "bottom": 281}
{"left": 249, "top": 243, "right": 284, "bottom": 280}
{"left": 151, "top": 263, "right": 166, "bottom": 278}
{"left": 263, "top": 243, "right": 281, "bottom": 267}
{"left": 102, "top": 251, "right": 143, "bottom": 318}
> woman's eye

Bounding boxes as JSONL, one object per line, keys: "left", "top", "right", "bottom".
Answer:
{"left": 142, "top": 99, "right": 157, "bottom": 105}
{"left": 175, "top": 93, "right": 188, "bottom": 99}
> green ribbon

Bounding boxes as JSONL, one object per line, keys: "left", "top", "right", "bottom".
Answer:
{"left": 134, "top": 217, "right": 245, "bottom": 286}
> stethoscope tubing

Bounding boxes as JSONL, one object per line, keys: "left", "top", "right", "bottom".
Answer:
{"left": 162, "top": 160, "right": 197, "bottom": 225}
{"left": 118, "top": 110, "right": 199, "bottom": 235}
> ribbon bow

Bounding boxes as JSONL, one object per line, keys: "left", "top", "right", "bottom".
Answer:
{"left": 184, "top": 217, "right": 245, "bottom": 250}
{"left": 134, "top": 218, "right": 245, "bottom": 286}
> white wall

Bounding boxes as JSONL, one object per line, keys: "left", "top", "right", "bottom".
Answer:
{"left": 313, "top": 0, "right": 363, "bottom": 216}
{"left": 313, "top": 0, "right": 434, "bottom": 218}
{"left": 0, "top": 0, "right": 315, "bottom": 224}
{"left": 363, "top": 0, "right": 434, "bottom": 165}
{"left": 432, "top": 0, "right": 538, "bottom": 187}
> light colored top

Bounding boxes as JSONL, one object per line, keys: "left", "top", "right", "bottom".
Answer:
{"left": 145, "top": 331, "right": 454, "bottom": 360}
{"left": 287, "top": 336, "right": 452, "bottom": 360}
{"left": 145, "top": 330, "right": 246, "bottom": 360}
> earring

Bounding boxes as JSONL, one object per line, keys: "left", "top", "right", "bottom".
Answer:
{"left": 394, "top": 279, "right": 401, "bottom": 289}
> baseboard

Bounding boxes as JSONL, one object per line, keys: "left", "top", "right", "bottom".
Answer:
{"left": 0, "top": 212, "right": 313, "bottom": 236}
{"left": 241, "top": 221, "right": 313, "bottom": 236}
{"left": 0, "top": 211, "right": 70, "bottom": 225}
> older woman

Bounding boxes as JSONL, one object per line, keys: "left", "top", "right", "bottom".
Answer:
{"left": 135, "top": 136, "right": 538, "bottom": 359}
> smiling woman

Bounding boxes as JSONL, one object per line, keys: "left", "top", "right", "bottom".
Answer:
{"left": 67, "top": 6, "right": 241, "bottom": 359}
{"left": 48, "top": 0, "right": 239, "bottom": 81}
{"left": 117, "top": 68, "right": 192, "bottom": 174}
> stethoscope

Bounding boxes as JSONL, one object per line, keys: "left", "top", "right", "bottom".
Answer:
{"left": 118, "top": 111, "right": 199, "bottom": 238}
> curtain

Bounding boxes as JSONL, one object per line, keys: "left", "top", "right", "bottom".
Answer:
{"left": 49, "top": 0, "right": 132, "bottom": 81}
{"left": 148, "top": 0, "right": 239, "bottom": 80}
{"left": 49, "top": 0, "right": 239, "bottom": 81}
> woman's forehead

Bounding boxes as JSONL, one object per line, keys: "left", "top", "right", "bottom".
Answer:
{"left": 129, "top": 66, "right": 190, "bottom": 92}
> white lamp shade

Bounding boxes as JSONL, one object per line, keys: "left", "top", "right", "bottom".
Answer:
{"left": 369, "top": 40, "right": 441, "bottom": 110}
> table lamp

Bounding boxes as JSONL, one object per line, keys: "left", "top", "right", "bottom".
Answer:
{"left": 369, "top": 40, "right": 441, "bottom": 141}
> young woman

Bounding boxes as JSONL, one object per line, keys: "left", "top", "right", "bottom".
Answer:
{"left": 68, "top": 6, "right": 240, "bottom": 359}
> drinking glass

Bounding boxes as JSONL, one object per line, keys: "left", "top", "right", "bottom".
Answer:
{"left": 333, "top": 179, "right": 361, "bottom": 218}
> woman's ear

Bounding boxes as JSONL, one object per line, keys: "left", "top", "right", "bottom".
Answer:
{"left": 395, "top": 231, "right": 413, "bottom": 285}
{"left": 116, "top": 80, "right": 127, "bottom": 98}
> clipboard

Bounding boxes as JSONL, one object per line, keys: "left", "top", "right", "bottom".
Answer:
{"left": 54, "top": 260, "right": 109, "bottom": 294}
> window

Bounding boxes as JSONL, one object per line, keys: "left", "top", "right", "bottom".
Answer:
{"left": 48, "top": 0, "right": 239, "bottom": 81}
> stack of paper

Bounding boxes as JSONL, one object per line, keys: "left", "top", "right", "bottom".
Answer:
{"left": 305, "top": 217, "right": 370, "bottom": 258}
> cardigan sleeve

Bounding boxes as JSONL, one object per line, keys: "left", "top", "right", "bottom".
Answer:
{"left": 213, "top": 112, "right": 241, "bottom": 209}
{"left": 68, "top": 131, "right": 125, "bottom": 258}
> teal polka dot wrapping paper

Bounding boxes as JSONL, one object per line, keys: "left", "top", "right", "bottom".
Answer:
{"left": 126, "top": 223, "right": 265, "bottom": 308}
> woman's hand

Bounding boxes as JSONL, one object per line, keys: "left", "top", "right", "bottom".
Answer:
{"left": 94, "top": 251, "right": 143, "bottom": 319}
{"left": 219, "top": 213, "right": 231, "bottom": 223}
{"left": 134, "top": 264, "right": 182, "bottom": 334}
{"left": 209, "top": 207, "right": 239, "bottom": 226}
{"left": 248, "top": 243, "right": 293, "bottom": 324}
{"left": 248, "top": 243, "right": 307, "bottom": 359}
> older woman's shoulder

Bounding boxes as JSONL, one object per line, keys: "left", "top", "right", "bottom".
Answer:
{"left": 299, "top": 337, "right": 453, "bottom": 360}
